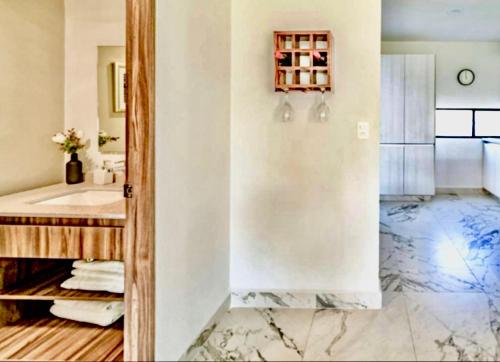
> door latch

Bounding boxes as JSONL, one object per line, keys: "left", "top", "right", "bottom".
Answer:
{"left": 124, "top": 184, "right": 133, "bottom": 199}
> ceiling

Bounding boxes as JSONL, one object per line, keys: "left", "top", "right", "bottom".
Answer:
{"left": 383, "top": 0, "right": 500, "bottom": 41}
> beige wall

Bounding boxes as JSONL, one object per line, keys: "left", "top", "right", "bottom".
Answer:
{"left": 65, "top": 0, "right": 125, "bottom": 170}
{"left": 97, "top": 46, "right": 126, "bottom": 154}
{"left": 0, "top": 0, "right": 65, "bottom": 196}
{"left": 231, "top": 0, "right": 381, "bottom": 292}
{"left": 155, "top": 0, "right": 231, "bottom": 360}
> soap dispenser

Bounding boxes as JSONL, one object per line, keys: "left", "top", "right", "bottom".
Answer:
{"left": 93, "top": 162, "right": 114, "bottom": 185}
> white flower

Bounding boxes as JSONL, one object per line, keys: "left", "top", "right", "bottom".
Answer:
{"left": 51, "top": 133, "right": 66, "bottom": 144}
{"left": 99, "top": 130, "right": 108, "bottom": 137}
{"left": 75, "top": 130, "right": 84, "bottom": 139}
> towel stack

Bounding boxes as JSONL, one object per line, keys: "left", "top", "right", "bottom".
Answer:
{"left": 61, "top": 260, "right": 124, "bottom": 294}
{"left": 50, "top": 300, "right": 124, "bottom": 327}
{"left": 50, "top": 260, "right": 125, "bottom": 326}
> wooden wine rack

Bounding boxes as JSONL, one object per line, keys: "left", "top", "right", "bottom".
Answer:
{"left": 274, "top": 31, "right": 333, "bottom": 92}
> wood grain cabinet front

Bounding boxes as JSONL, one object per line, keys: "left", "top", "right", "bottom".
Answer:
{"left": 381, "top": 55, "right": 405, "bottom": 143}
{"left": 0, "top": 224, "right": 124, "bottom": 260}
{"left": 380, "top": 145, "right": 405, "bottom": 195}
{"left": 404, "top": 55, "right": 435, "bottom": 144}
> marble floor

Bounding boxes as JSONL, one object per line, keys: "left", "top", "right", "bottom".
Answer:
{"left": 186, "top": 192, "right": 500, "bottom": 361}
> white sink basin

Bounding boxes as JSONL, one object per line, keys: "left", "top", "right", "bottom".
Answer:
{"left": 34, "top": 190, "right": 123, "bottom": 206}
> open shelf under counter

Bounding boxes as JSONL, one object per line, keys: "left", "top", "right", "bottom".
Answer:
{"left": 0, "top": 317, "right": 123, "bottom": 361}
{"left": 0, "top": 268, "right": 123, "bottom": 301}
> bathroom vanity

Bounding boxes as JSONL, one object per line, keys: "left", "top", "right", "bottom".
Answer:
{"left": 0, "top": 182, "right": 125, "bottom": 361}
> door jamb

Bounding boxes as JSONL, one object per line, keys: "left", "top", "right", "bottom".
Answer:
{"left": 125, "top": 0, "right": 156, "bottom": 360}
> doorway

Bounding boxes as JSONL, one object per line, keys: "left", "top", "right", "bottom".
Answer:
{"left": 379, "top": 1, "right": 500, "bottom": 359}
{"left": 124, "top": 0, "right": 155, "bottom": 360}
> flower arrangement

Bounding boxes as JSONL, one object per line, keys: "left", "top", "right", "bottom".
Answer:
{"left": 98, "top": 130, "right": 120, "bottom": 147}
{"left": 52, "top": 128, "right": 86, "bottom": 154}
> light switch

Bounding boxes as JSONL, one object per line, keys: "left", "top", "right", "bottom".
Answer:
{"left": 357, "top": 121, "right": 370, "bottom": 139}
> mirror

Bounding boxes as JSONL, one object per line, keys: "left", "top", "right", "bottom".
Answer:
{"left": 98, "top": 46, "right": 126, "bottom": 154}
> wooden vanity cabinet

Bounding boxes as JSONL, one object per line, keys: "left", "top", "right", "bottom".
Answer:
{"left": 0, "top": 216, "right": 124, "bottom": 260}
{"left": 0, "top": 216, "right": 125, "bottom": 361}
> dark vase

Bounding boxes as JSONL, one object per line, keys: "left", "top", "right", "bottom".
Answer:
{"left": 66, "top": 153, "right": 84, "bottom": 184}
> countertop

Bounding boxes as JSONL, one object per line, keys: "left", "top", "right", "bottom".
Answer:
{"left": 483, "top": 138, "right": 500, "bottom": 145}
{"left": 0, "top": 182, "right": 125, "bottom": 219}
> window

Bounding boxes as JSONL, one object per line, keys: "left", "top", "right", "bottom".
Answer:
{"left": 436, "top": 108, "right": 500, "bottom": 138}
{"left": 436, "top": 110, "right": 473, "bottom": 137}
{"left": 475, "top": 111, "right": 500, "bottom": 137}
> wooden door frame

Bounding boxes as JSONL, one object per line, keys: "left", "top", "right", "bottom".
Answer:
{"left": 125, "top": 0, "right": 155, "bottom": 360}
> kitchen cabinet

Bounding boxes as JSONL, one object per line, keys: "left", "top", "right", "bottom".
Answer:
{"left": 380, "top": 145, "right": 404, "bottom": 195}
{"left": 380, "top": 145, "right": 435, "bottom": 196}
{"left": 404, "top": 145, "right": 435, "bottom": 195}
{"left": 381, "top": 55, "right": 405, "bottom": 143}
{"left": 404, "top": 55, "right": 435, "bottom": 144}
{"left": 483, "top": 141, "right": 500, "bottom": 197}
{"left": 380, "top": 54, "right": 436, "bottom": 196}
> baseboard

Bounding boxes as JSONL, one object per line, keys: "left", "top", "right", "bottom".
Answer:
{"left": 380, "top": 195, "right": 432, "bottom": 202}
{"left": 179, "top": 294, "right": 231, "bottom": 361}
{"left": 179, "top": 289, "right": 381, "bottom": 360}
{"left": 231, "top": 289, "right": 382, "bottom": 310}
{"left": 436, "top": 187, "right": 487, "bottom": 195}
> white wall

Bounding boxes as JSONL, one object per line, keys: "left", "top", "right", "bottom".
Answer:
{"left": 155, "top": 0, "right": 231, "bottom": 360}
{"left": 64, "top": 0, "right": 125, "bottom": 170}
{"left": 382, "top": 41, "right": 500, "bottom": 108}
{"left": 382, "top": 41, "right": 500, "bottom": 188}
{"left": 0, "top": 0, "right": 65, "bottom": 196}
{"left": 436, "top": 139, "right": 483, "bottom": 188}
{"left": 231, "top": 0, "right": 381, "bottom": 292}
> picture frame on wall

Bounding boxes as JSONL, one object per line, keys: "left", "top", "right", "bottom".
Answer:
{"left": 113, "top": 62, "right": 126, "bottom": 113}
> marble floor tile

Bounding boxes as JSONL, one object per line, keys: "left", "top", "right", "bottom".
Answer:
{"left": 406, "top": 292, "right": 498, "bottom": 361}
{"left": 380, "top": 227, "right": 481, "bottom": 293}
{"left": 381, "top": 203, "right": 445, "bottom": 239}
{"left": 430, "top": 195, "right": 500, "bottom": 268}
{"left": 470, "top": 264, "right": 500, "bottom": 297}
{"left": 185, "top": 194, "right": 500, "bottom": 361}
{"left": 381, "top": 265, "right": 481, "bottom": 293}
{"left": 231, "top": 291, "right": 316, "bottom": 309}
{"left": 303, "top": 294, "right": 416, "bottom": 361}
{"left": 186, "top": 308, "right": 315, "bottom": 361}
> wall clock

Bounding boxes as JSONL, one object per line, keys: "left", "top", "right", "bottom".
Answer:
{"left": 457, "top": 69, "right": 475, "bottom": 86}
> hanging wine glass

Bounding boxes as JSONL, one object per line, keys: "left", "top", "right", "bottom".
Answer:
{"left": 316, "top": 90, "right": 330, "bottom": 122}
{"left": 281, "top": 91, "right": 294, "bottom": 122}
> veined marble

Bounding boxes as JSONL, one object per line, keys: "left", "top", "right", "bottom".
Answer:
{"left": 406, "top": 292, "right": 498, "bottom": 361}
{"left": 180, "top": 296, "right": 231, "bottom": 361}
{"left": 231, "top": 291, "right": 315, "bottom": 309}
{"left": 304, "top": 293, "right": 415, "bottom": 361}
{"left": 231, "top": 291, "right": 382, "bottom": 310}
{"left": 182, "top": 192, "right": 500, "bottom": 361}
{"left": 380, "top": 201, "right": 482, "bottom": 293}
{"left": 184, "top": 308, "right": 315, "bottom": 361}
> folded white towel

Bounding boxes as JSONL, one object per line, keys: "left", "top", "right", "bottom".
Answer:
{"left": 54, "top": 300, "right": 124, "bottom": 314}
{"left": 50, "top": 304, "right": 123, "bottom": 327}
{"left": 61, "top": 276, "right": 124, "bottom": 294}
{"left": 73, "top": 260, "right": 124, "bottom": 274}
{"left": 71, "top": 269, "right": 124, "bottom": 282}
